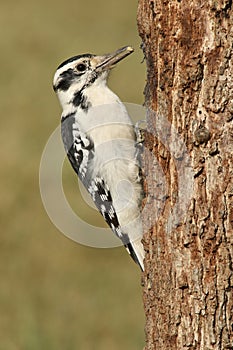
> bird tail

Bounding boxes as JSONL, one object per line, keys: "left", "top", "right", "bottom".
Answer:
{"left": 125, "top": 238, "right": 145, "bottom": 271}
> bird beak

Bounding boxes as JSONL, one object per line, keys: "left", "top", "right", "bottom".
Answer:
{"left": 95, "top": 46, "right": 134, "bottom": 71}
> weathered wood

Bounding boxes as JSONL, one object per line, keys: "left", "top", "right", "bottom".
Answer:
{"left": 137, "top": 1, "right": 233, "bottom": 349}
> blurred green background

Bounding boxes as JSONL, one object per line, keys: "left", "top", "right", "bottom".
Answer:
{"left": 0, "top": 0, "right": 145, "bottom": 349}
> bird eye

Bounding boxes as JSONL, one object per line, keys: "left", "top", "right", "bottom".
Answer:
{"left": 76, "top": 63, "right": 86, "bottom": 72}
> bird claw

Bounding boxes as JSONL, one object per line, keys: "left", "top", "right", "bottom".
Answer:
{"left": 135, "top": 120, "right": 146, "bottom": 146}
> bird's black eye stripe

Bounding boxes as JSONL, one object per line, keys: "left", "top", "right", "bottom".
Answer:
{"left": 54, "top": 68, "right": 74, "bottom": 92}
{"left": 76, "top": 63, "right": 87, "bottom": 72}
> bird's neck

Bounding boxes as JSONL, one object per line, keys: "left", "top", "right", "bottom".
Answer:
{"left": 83, "top": 80, "right": 121, "bottom": 107}
{"left": 58, "top": 78, "right": 121, "bottom": 115}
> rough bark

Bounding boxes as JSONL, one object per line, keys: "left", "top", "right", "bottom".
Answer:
{"left": 137, "top": 1, "right": 233, "bottom": 349}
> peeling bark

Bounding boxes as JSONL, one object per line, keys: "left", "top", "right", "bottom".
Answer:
{"left": 137, "top": 1, "right": 233, "bottom": 349}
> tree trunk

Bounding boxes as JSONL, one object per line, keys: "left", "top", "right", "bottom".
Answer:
{"left": 137, "top": 1, "right": 233, "bottom": 349}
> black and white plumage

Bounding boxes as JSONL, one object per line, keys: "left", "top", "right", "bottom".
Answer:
{"left": 53, "top": 46, "right": 144, "bottom": 270}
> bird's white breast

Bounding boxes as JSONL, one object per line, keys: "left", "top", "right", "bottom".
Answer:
{"left": 72, "top": 82, "right": 141, "bottom": 231}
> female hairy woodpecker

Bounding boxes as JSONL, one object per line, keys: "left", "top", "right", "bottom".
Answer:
{"left": 53, "top": 46, "right": 145, "bottom": 271}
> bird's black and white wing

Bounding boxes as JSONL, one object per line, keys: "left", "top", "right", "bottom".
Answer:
{"left": 61, "top": 115, "right": 121, "bottom": 232}
{"left": 61, "top": 113, "right": 94, "bottom": 183}
{"left": 61, "top": 113, "right": 143, "bottom": 269}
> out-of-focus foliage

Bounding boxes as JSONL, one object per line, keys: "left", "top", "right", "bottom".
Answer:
{"left": 0, "top": 0, "right": 145, "bottom": 349}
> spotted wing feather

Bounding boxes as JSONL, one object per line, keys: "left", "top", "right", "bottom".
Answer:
{"left": 61, "top": 114, "right": 122, "bottom": 239}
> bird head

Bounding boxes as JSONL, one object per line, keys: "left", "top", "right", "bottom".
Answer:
{"left": 53, "top": 46, "right": 134, "bottom": 105}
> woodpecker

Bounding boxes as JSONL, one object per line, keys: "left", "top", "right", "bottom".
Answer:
{"left": 53, "top": 46, "right": 144, "bottom": 270}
